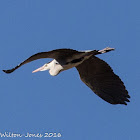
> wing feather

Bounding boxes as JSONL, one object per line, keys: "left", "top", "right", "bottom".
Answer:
{"left": 76, "top": 56, "right": 130, "bottom": 105}
{"left": 3, "top": 49, "right": 79, "bottom": 74}
{"left": 3, "top": 47, "right": 114, "bottom": 74}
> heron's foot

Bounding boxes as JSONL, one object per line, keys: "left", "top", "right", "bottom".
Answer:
{"left": 99, "top": 47, "right": 115, "bottom": 54}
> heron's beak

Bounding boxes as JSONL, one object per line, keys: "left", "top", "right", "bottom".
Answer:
{"left": 32, "top": 65, "right": 46, "bottom": 73}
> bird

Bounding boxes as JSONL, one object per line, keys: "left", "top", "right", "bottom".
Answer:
{"left": 3, "top": 47, "right": 130, "bottom": 105}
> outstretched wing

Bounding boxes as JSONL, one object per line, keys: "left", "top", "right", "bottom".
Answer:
{"left": 3, "top": 47, "right": 114, "bottom": 74}
{"left": 76, "top": 56, "right": 130, "bottom": 105}
{"left": 3, "top": 49, "right": 79, "bottom": 74}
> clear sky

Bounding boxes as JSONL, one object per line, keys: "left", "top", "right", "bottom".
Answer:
{"left": 0, "top": 0, "right": 139, "bottom": 140}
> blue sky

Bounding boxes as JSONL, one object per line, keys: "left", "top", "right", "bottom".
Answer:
{"left": 0, "top": 0, "right": 139, "bottom": 139}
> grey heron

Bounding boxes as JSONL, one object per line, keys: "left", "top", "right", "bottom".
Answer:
{"left": 3, "top": 47, "right": 130, "bottom": 105}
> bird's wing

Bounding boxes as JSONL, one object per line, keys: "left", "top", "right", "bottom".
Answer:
{"left": 76, "top": 56, "right": 130, "bottom": 105}
{"left": 3, "top": 47, "right": 114, "bottom": 74}
{"left": 3, "top": 49, "right": 79, "bottom": 74}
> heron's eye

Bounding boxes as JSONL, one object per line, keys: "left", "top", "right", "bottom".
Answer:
{"left": 55, "top": 62, "right": 59, "bottom": 65}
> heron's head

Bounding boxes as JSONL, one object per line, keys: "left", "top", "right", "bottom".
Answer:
{"left": 32, "top": 59, "right": 64, "bottom": 76}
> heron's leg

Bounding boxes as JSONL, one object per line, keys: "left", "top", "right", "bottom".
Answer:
{"left": 98, "top": 47, "right": 115, "bottom": 54}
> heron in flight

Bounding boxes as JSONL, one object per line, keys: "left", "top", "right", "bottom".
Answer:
{"left": 3, "top": 47, "right": 130, "bottom": 105}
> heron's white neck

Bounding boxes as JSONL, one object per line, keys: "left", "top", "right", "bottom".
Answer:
{"left": 45, "top": 59, "right": 64, "bottom": 76}
{"left": 33, "top": 53, "right": 90, "bottom": 76}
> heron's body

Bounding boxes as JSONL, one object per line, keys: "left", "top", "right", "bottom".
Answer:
{"left": 3, "top": 47, "right": 130, "bottom": 105}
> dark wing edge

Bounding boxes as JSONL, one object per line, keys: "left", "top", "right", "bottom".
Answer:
{"left": 3, "top": 47, "right": 114, "bottom": 74}
{"left": 3, "top": 48, "right": 78, "bottom": 74}
{"left": 76, "top": 56, "right": 130, "bottom": 105}
{"left": 3, "top": 51, "right": 54, "bottom": 74}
